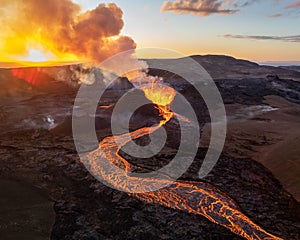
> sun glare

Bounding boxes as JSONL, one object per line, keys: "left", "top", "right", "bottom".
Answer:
{"left": 20, "top": 49, "right": 55, "bottom": 62}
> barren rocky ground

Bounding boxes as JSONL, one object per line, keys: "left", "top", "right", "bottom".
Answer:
{"left": 0, "top": 55, "right": 300, "bottom": 239}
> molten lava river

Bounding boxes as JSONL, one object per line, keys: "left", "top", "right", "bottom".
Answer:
{"left": 84, "top": 99, "right": 282, "bottom": 239}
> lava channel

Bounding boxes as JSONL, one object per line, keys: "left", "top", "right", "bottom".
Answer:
{"left": 84, "top": 107, "right": 282, "bottom": 240}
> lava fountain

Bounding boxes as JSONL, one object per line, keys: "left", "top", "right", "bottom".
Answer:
{"left": 84, "top": 82, "right": 282, "bottom": 240}
{"left": 142, "top": 83, "right": 176, "bottom": 125}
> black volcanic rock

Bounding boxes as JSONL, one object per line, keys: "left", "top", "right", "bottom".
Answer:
{"left": 146, "top": 55, "right": 300, "bottom": 81}
{"left": 0, "top": 67, "right": 77, "bottom": 97}
{"left": 0, "top": 129, "right": 299, "bottom": 240}
{"left": 190, "top": 54, "right": 259, "bottom": 67}
{"left": 279, "top": 65, "right": 300, "bottom": 72}
{"left": 1, "top": 56, "right": 300, "bottom": 239}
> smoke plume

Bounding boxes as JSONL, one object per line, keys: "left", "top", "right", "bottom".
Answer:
{"left": 0, "top": 0, "right": 147, "bottom": 77}
{"left": 1, "top": 0, "right": 168, "bottom": 94}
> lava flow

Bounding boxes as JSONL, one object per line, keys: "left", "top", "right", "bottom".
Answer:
{"left": 84, "top": 86, "right": 282, "bottom": 240}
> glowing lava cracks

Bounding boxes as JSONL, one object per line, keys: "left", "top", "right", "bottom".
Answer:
{"left": 85, "top": 84, "right": 282, "bottom": 240}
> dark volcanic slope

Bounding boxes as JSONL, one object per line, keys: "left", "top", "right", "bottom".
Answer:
{"left": 280, "top": 65, "right": 300, "bottom": 73}
{"left": 147, "top": 55, "right": 300, "bottom": 81}
{"left": 1, "top": 56, "right": 300, "bottom": 239}
{"left": 0, "top": 129, "right": 299, "bottom": 240}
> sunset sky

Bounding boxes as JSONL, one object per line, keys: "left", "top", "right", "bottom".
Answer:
{"left": 1, "top": 0, "right": 299, "bottom": 64}
{"left": 75, "top": 0, "right": 300, "bottom": 63}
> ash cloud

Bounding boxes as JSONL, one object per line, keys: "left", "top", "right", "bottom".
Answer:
{"left": 0, "top": 0, "right": 138, "bottom": 65}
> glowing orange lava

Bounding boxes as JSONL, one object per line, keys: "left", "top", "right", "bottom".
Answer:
{"left": 141, "top": 82, "right": 176, "bottom": 125}
{"left": 156, "top": 105, "right": 174, "bottom": 126}
{"left": 85, "top": 83, "right": 282, "bottom": 239}
{"left": 142, "top": 85, "right": 176, "bottom": 107}
{"left": 86, "top": 113, "right": 282, "bottom": 240}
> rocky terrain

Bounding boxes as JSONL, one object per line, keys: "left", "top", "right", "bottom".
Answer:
{"left": 0, "top": 55, "right": 300, "bottom": 239}
{"left": 280, "top": 65, "right": 300, "bottom": 73}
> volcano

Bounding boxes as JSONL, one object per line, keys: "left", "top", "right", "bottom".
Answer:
{"left": 0, "top": 56, "right": 299, "bottom": 240}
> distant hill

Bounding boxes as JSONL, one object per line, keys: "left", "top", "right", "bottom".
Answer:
{"left": 0, "top": 63, "right": 134, "bottom": 105}
{"left": 1, "top": 55, "right": 300, "bottom": 91}
{"left": 279, "top": 65, "right": 300, "bottom": 72}
{"left": 146, "top": 54, "right": 300, "bottom": 81}
{"left": 0, "top": 66, "right": 79, "bottom": 105}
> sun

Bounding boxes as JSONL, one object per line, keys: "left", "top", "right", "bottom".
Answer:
{"left": 19, "top": 49, "right": 56, "bottom": 62}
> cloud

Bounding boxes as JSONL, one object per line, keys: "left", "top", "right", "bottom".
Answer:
{"left": 224, "top": 34, "right": 300, "bottom": 42}
{"left": 161, "top": 0, "right": 294, "bottom": 17}
{"left": 269, "top": 13, "right": 283, "bottom": 17}
{"left": 161, "top": 0, "right": 239, "bottom": 16}
{"left": 285, "top": 0, "right": 300, "bottom": 9}
{"left": 236, "top": 0, "right": 259, "bottom": 7}
{"left": 0, "top": 0, "right": 137, "bottom": 63}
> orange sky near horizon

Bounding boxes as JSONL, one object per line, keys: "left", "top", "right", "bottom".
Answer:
{"left": 0, "top": 0, "right": 299, "bottom": 65}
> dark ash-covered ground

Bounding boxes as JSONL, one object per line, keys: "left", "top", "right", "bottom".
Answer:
{"left": 0, "top": 55, "right": 300, "bottom": 239}
{"left": 0, "top": 129, "right": 299, "bottom": 240}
